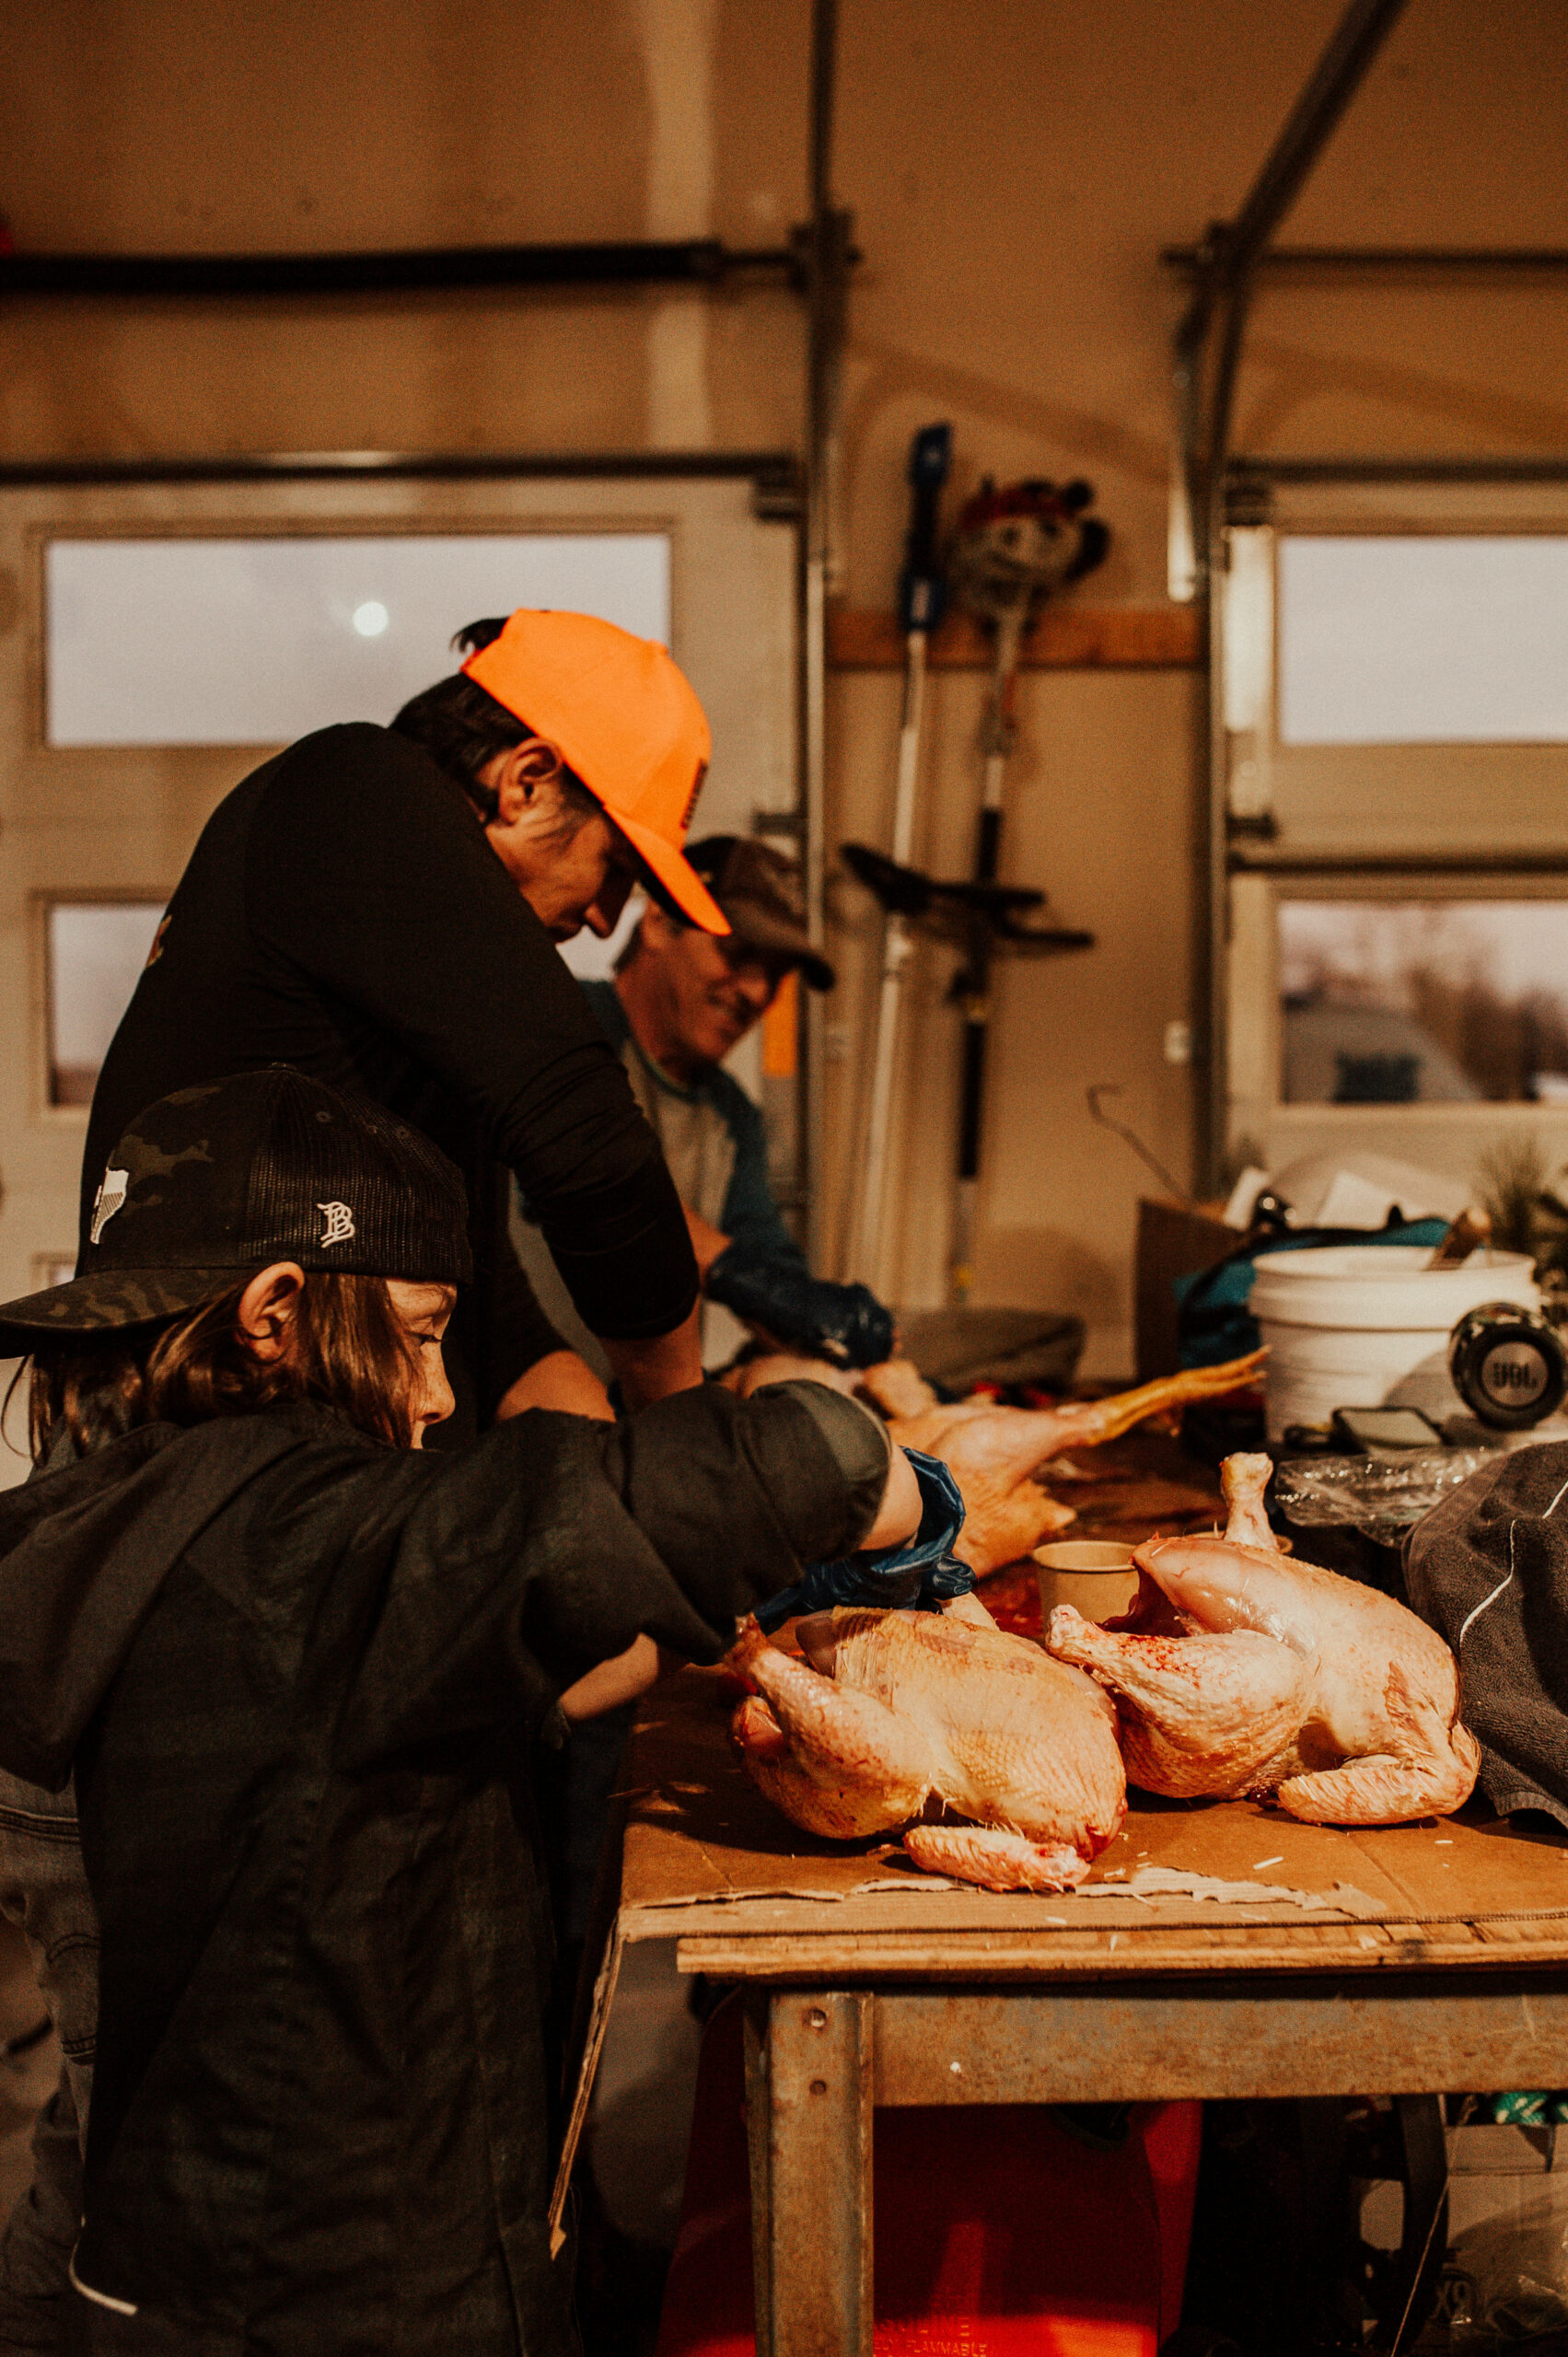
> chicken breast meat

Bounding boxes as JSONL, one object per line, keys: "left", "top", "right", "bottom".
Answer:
{"left": 728, "top": 1594, "right": 1126, "bottom": 1892}
{"left": 1046, "top": 1453, "right": 1481, "bottom": 1826}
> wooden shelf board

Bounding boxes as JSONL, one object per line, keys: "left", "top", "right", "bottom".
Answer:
{"left": 827, "top": 603, "right": 1203, "bottom": 672}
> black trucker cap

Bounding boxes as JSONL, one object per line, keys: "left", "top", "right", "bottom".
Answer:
{"left": 0, "top": 1067, "right": 472, "bottom": 1351}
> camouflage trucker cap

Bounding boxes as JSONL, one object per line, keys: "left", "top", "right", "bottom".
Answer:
{"left": 0, "top": 1067, "right": 471, "bottom": 1349}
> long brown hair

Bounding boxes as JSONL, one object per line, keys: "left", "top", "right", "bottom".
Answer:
{"left": 24, "top": 1272, "right": 422, "bottom": 1462}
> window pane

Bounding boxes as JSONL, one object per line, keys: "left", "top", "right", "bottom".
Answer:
{"left": 45, "top": 533, "right": 671, "bottom": 747}
{"left": 47, "top": 902, "right": 165, "bottom": 1106}
{"left": 1279, "top": 900, "right": 1568, "bottom": 1105}
{"left": 1278, "top": 537, "right": 1568, "bottom": 745}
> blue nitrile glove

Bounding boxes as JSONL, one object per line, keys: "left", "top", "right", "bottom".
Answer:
{"left": 756, "top": 1449, "right": 973, "bottom": 1632}
{"left": 704, "top": 1242, "right": 895, "bottom": 1369}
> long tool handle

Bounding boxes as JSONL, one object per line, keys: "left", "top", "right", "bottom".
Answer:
{"left": 853, "top": 636, "right": 926, "bottom": 1287}
{"left": 951, "top": 610, "right": 1023, "bottom": 1304}
{"left": 899, "top": 423, "right": 951, "bottom": 635}
{"left": 846, "top": 424, "right": 950, "bottom": 1287}
{"left": 952, "top": 947, "right": 989, "bottom": 1300}
{"left": 855, "top": 922, "right": 912, "bottom": 1292}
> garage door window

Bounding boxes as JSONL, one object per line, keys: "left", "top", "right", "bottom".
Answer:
{"left": 45, "top": 533, "right": 671, "bottom": 747}
{"left": 1279, "top": 898, "right": 1568, "bottom": 1105}
{"left": 46, "top": 901, "right": 166, "bottom": 1107}
{"left": 1278, "top": 536, "right": 1568, "bottom": 747}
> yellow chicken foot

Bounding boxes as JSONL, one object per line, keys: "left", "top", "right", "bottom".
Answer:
{"left": 1035, "top": 1350, "right": 1269, "bottom": 1452}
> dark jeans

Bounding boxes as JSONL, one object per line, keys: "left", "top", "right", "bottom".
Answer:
{"left": 0, "top": 1774, "right": 99, "bottom": 2353}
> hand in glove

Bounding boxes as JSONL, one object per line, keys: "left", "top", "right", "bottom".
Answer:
{"left": 704, "top": 1242, "right": 894, "bottom": 1370}
{"left": 756, "top": 1448, "right": 973, "bottom": 1633}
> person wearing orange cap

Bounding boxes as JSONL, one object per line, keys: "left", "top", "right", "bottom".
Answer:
{"left": 80, "top": 610, "right": 726, "bottom": 1434}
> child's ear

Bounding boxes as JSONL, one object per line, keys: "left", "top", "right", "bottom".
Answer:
{"left": 237, "top": 1262, "right": 307, "bottom": 1363}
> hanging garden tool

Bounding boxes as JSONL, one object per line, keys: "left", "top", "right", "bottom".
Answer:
{"left": 844, "top": 421, "right": 952, "bottom": 1292}
{"left": 841, "top": 843, "right": 1086, "bottom": 946}
{"left": 840, "top": 469, "right": 1107, "bottom": 1301}
{"left": 947, "top": 476, "right": 1108, "bottom": 1300}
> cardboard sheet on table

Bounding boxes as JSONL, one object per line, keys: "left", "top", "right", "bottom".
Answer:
{"left": 618, "top": 1667, "right": 1568, "bottom": 1940}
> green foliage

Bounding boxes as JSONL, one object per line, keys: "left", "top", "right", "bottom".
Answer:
{"left": 1476, "top": 1132, "right": 1568, "bottom": 1283}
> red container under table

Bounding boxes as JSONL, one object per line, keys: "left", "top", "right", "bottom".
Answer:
{"left": 655, "top": 1999, "right": 1202, "bottom": 2357}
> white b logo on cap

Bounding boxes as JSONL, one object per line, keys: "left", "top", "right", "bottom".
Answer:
{"left": 317, "top": 1202, "right": 355, "bottom": 1248}
{"left": 90, "top": 1168, "right": 130, "bottom": 1247}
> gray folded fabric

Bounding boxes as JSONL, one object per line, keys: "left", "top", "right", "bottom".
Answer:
{"left": 1405, "top": 1442, "right": 1568, "bottom": 1830}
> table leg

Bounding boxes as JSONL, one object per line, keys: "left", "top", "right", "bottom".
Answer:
{"left": 744, "top": 1991, "right": 874, "bottom": 2357}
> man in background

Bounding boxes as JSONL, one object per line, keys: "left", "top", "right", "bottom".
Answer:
{"left": 581, "top": 834, "right": 894, "bottom": 1369}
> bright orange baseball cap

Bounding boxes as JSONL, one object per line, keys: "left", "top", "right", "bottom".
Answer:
{"left": 462, "top": 610, "right": 728, "bottom": 935}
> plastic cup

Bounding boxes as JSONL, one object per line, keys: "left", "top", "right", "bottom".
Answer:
{"left": 1034, "top": 1539, "right": 1138, "bottom": 1631}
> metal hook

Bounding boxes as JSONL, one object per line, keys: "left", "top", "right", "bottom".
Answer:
{"left": 1086, "top": 1085, "right": 1191, "bottom": 1206}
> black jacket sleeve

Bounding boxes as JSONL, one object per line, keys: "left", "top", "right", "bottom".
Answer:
{"left": 246, "top": 726, "right": 698, "bottom": 1341}
{"left": 335, "top": 1382, "right": 889, "bottom": 1769}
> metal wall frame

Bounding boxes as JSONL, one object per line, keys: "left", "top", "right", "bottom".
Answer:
{"left": 1162, "top": 0, "right": 1568, "bottom": 1190}
{"left": 797, "top": 0, "right": 853, "bottom": 1263}
{"left": 0, "top": 448, "right": 801, "bottom": 507}
{"left": 0, "top": 242, "right": 803, "bottom": 300}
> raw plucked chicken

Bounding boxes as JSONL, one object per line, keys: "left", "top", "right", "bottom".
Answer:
{"left": 856, "top": 1359, "right": 939, "bottom": 1419}
{"left": 728, "top": 1594, "right": 1125, "bottom": 1892}
{"left": 1046, "top": 1454, "right": 1481, "bottom": 1825}
{"left": 883, "top": 1351, "right": 1269, "bottom": 1575}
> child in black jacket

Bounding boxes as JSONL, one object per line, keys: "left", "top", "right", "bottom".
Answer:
{"left": 0, "top": 1068, "right": 919, "bottom": 2357}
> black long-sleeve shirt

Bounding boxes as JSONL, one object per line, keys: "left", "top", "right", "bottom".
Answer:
{"left": 82, "top": 726, "right": 699, "bottom": 1434}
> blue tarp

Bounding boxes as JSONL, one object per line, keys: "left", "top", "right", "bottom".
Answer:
{"left": 1175, "top": 1219, "right": 1452, "bottom": 1370}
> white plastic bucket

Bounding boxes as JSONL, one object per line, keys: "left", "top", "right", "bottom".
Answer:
{"left": 1249, "top": 1244, "right": 1539, "bottom": 1441}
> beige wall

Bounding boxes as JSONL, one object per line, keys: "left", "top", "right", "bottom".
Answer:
{"left": 4, "top": 0, "right": 1566, "bottom": 1371}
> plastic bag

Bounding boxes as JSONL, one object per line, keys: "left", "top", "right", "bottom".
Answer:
{"left": 1451, "top": 2172, "right": 1568, "bottom": 2340}
{"left": 1273, "top": 1447, "right": 1495, "bottom": 1538}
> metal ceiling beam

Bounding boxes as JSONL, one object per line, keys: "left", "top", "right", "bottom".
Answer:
{"left": 799, "top": 0, "right": 852, "bottom": 1270}
{"left": 1172, "top": 0, "right": 1413, "bottom": 597}
{"left": 1165, "top": 244, "right": 1568, "bottom": 276}
{"left": 1174, "top": 0, "right": 1412, "bottom": 1199}
{"left": 1198, "top": 0, "right": 1411, "bottom": 290}
{"left": 0, "top": 241, "right": 803, "bottom": 300}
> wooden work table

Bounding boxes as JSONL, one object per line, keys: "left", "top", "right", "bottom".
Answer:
{"left": 555, "top": 1431, "right": 1568, "bottom": 2354}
